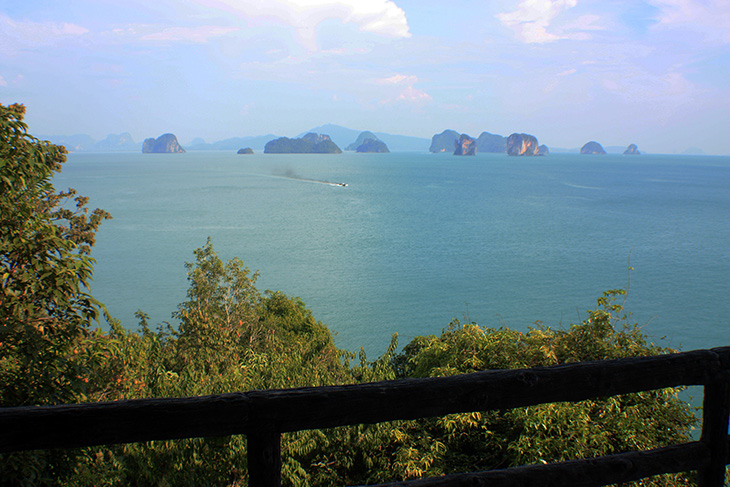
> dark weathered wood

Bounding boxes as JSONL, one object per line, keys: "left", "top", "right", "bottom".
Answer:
{"left": 248, "top": 431, "right": 281, "bottom": 487}
{"left": 0, "top": 348, "right": 724, "bottom": 453}
{"left": 0, "top": 393, "right": 252, "bottom": 452}
{"left": 360, "top": 441, "right": 711, "bottom": 487}
{"left": 246, "top": 349, "right": 721, "bottom": 433}
{"left": 698, "top": 371, "right": 730, "bottom": 486}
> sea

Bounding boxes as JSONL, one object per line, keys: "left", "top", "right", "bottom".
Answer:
{"left": 56, "top": 151, "right": 730, "bottom": 358}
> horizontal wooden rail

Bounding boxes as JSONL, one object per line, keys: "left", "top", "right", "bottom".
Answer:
{"left": 0, "top": 346, "right": 728, "bottom": 486}
{"left": 364, "top": 441, "right": 713, "bottom": 487}
{"left": 1, "top": 347, "right": 726, "bottom": 453}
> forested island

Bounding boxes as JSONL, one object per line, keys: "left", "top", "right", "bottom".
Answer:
{"left": 264, "top": 133, "right": 342, "bottom": 153}
{"left": 0, "top": 103, "right": 699, "bottom": 486}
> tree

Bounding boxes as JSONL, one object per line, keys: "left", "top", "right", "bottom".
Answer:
{"left": 0, "top": 104, "right": 113, "bottom": 484}
{"left": 383, "top": 289, "right": 697, "bottom": 486}
{"left": 0, "top": 103, "right": 111, "bottom": 407}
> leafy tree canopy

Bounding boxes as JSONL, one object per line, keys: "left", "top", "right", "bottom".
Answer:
{"left": 0, "top": 103, "right": 111, "bottom": 407}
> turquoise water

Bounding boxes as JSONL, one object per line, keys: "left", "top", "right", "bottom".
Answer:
{"left": 57, "top": 151, "right": 730, "bottom": 356}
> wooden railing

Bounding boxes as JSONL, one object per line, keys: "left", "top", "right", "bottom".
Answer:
{"left": 1, "top": 346, "right": 728, "bottom": 486}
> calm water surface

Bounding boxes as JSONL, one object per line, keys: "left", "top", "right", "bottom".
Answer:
{"left": 57, "top": 151, "right": 730, "bottom": 356}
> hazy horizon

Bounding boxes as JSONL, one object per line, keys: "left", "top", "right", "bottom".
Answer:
{"left": 2, "top": 1, "right": 729, "bottom": 155}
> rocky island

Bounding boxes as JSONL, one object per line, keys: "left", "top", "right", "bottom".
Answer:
{"left": 346, "top": 131, "right": 389, "bottom": 152}
{"left": 346, "top": 131, "right": 377, "bottom": 150}
{"left": 623, "top": 144, "right": 640, "bottom": 155}
{"left": 580, "top": 141, "right": 606, "bottom": 155}
{"left": 454, "top": 134, "right": 476, "bottom": 155}
{"left": 142, "top": 133, "right": 185, "bottom": 153}
{"left": 506, "top": 133, "right": 540, "bottom": 156}
{"left": 429, "top": 130, "right": 460, "bottom": 153}
{"left": 264, "top": 133, "right": 342, "bottom": 154}
{"left": 356, "top": 138, "right": 389, "bottom": 153}
{"left": 476, "top": 132, "right": 507, "bottom": 153}
{"left": 237, "top": 147, "right": 254, "bottom": 154}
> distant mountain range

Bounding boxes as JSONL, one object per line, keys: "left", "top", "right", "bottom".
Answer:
{"left": 41, "top": 126, "right": 715, "bottom": 155}
{"left": 42, "top": 125, "right": 431, "bottom": 153}
{"left": 42, "top": 133, "right": 141, "bottom": 152}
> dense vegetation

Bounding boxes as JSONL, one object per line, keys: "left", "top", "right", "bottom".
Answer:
{"left": 0, "top": 103, "right": 702, "bottom": 486}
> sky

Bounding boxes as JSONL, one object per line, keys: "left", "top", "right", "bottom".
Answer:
{"left": 1, "top": 0, "right": 729, "bottom": 154}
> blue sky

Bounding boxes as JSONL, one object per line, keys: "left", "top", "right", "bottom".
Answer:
{"left": 2, "top": 0, "right": 728, "bottom": 154}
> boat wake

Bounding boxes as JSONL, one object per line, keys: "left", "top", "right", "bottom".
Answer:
{"left": 271, "top": 169, "right": 347, "bottom": 187}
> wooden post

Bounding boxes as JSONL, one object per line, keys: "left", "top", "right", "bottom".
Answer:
{"left": 698, "top": 371, "right": 730, "bottom": 486}
{"left": 247, "top": 430, "right": 282, "bottom": 487}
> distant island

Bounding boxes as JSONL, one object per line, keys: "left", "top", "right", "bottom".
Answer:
{"left": 237, "top": 147, "right": 254, "bottom": 154}
{"left": 346, "top": 131, "right": 378, "bottom": 150}
{"left": 264, "top": 133, "right": 342, "bottom": 154}
{"left": 580, "top": 141, "right": 607, "bottom": 155}
{"left": 430, "top": 130, "right": 542, "bottom": 156}
{"left": 41, "top": 123, "right": 679, "bottom": 156}
{"left": 429, "top": 130, "right": 460, "bottom": 152}
{"left": 506, "top": 133, "right": 541, "bottom": 156}
{"left": 454, "top": 134, "right": 476, "bottom": 155}
{"left": 356, "top": 138, "right": 389, "bottom": 153}
{"left": 142, "top": 133, "right": 185, "bottom": 153}
{"left": 477, "top": 132, "right": 507, "bottom": 153}
{"left": 346, "top": 131, "right": 389, "bottom": 152}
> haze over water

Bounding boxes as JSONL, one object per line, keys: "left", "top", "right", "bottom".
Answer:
{"left": 58, "top": 151, "right": 729, "bottom": 356}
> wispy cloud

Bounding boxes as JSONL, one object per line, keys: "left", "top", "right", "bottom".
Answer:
{"left": 496, "top": 0, "right": 578, "bottom": 43}
{"left": 396, "top": 85, "right": 432, "bottom": 103}
{"left": 0, "top": 13, "right": 89, "bottom": 55}
{"left": 648, "top": 0, "right": 730, "bottom": 43}
{"left": 374, "top": 73, "right": 431, "bottom": 105}
{"left": 140, "top": 25, "right": 239, "bottom": 43}
{"left": 602, "top": 69, "right": 696, "bottom": 100}
{"left": 375, "top": 73, "right": 418, "bottom": 85}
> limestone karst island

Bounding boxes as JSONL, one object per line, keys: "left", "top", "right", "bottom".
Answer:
{"left": 142, "top": 133, "right": 185, "bottom": 153}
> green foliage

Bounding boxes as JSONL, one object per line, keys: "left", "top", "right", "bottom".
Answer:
{"left": 0, "top": 104, "right": 113, "bottom": 484}
{"left": 384, "top": 289, "right": 697, "bottom": 486}
{"left": 263, "top": 134, "right": 342, "bottom": 154}
{"left": 63, "top": 242, "right": 352, "bottom": 486}
{"left": 0, "top": 103, "right": 112, "bottom": 407}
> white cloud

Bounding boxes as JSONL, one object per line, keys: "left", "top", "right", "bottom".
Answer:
{"left": 0, "top": 75, "right": 6, "bottom": 87}
{"left": 376, "top": 73, "right": 418, "bottom": 84}
{"left": 396, "top": 85, "right": 432, "bottom": 103}
{"left": 557, "top": 68, "right": 577, "bottom": 76}
{"left": 374, "top": 73, "right": 432, "bottom": 105}
{"left": 194, "top": 0, "right": 410, "bottom": 50}
{"left": 0, "top": 14, "right": 89, "bottom": 55}
{"left": 648, "top": 0, "right": 730, "bottom": 44}
{"left": 496, "top": 0, "right": 578, "bottom": 43}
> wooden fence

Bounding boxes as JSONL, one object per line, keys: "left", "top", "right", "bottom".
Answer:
{"left": 1, "top": 346, "right": 728, "bottom": 486}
